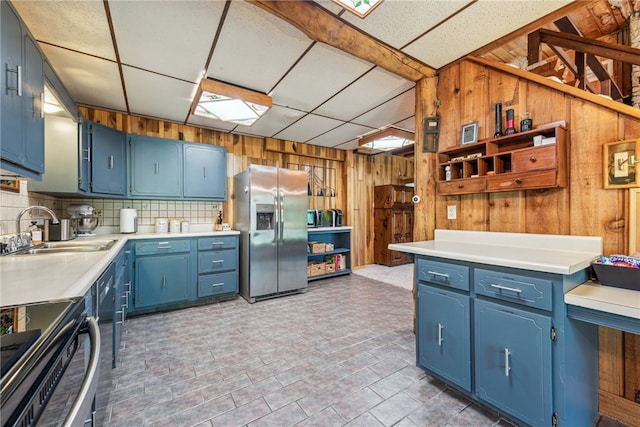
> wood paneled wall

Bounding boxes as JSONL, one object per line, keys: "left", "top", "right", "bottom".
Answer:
{"left": 79, "top": 107, "right": 414, "bottom": 268}
{"left": 413, "top": 58, "right": 640, "bottom": 425}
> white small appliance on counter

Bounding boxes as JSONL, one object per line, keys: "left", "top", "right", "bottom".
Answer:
{"left": 119, "top": 208, "right": 137, "bottom": 233}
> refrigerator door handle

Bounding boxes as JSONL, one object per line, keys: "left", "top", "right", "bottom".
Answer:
{"left": 273, "top": 189, "right": 279, "bottom": 243}
{"left": 279, "top": 190, "right": 285, "bottom": 243}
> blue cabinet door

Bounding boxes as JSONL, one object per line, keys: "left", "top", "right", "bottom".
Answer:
{"left": 89, "top": 122, "right": 126, "bottom": 196}
{"left": 1, "top": 2, "right": 25, "bottom": 167}
{"left": 474, "top": 298, "right": 552, "bottom": 426}
{"left": 129, "top": 135, "right": 182, "bottom": 198}
{"left": 134, "top": 254, "right": 190, "bottom": 309}
{"left": 21, "top": 32, "right": 44, "bottom": 174}
{"left": 1, "top": 2, "right": 44, "bottom": 176}
{"left": 417, "top": 284, "right": 471, "bottom": 391}
{"left": 183, "top": 143, "right": 227, "bottom": 199}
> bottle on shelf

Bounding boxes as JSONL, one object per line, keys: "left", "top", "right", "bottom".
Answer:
{"left": 494, "top": 103, "right": 503, "bottom": 138}
{"left": 505, "top": 108, "right": 516, "bottom": 135}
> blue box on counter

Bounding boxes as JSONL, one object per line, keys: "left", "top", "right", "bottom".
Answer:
{"left": 591, "top": 263, "right": 640, "bottom": 291}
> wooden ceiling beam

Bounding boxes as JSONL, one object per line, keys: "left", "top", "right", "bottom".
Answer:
{"left": 530, "top": 27, "right": 640, "bottom": 66}
{"left": 247, "top": 0, "right": 435, "bottom": 81}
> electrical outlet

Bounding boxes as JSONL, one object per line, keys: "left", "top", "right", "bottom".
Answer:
{"left": 447, "top": 205, "right": 457, "bottom": 220}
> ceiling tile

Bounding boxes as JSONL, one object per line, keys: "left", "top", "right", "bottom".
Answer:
{"left": 404, "top": 0, "right": 573, "bottom": 69}
{"left": 13, "top": 0, "right": 115, "bottom": 60}
{"left": 315, "top": 67, "right": 414, "bottom": 121}
{"left": 352, "top": 88, "right": 415, "bottom": 128}
{"left": 332, "top": 0, "right": 472, "bottom": 49}
{"left": 273, "top": 114, "right": 344, "bottom": 143}
{"left": 109, "top": 1, "right": 225, "bottom": 82}
{"left": 40, "top": 45, "right": 125, "bottom": 112}
{"left": 272, "top": 43, "right": 373, "bottom": 112}
{"left": 392, "top": 117, "right": 416, "bottom": 133}
{"left": 122, "top": 66, "right": 196, "bottom": 123}
{"left": 235, "top": 105, "right": 307, "bottom": 139}
{"left": 306, "top": 123, "right": 374, "bottom": 148}
{"left": 207, "top": 1, "right": 313, "bottom": 93}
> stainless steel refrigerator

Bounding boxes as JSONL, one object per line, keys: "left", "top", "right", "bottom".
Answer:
{"left": 234, "top": 165, "right": 308, "bottom": 302}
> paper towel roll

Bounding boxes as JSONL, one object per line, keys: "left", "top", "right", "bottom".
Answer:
{"left": 120, "top": 208, "right": 137, "bottom": 233}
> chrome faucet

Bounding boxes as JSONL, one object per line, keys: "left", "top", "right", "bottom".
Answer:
{"left": 16, "top": 205, "right": 60, "bottom": 236}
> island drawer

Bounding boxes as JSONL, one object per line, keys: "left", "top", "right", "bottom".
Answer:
{"left": 475, "top": 268, "right": 553, "bottom": 311}
{"left": 417, "top": 258, "right": 469, "bottom": 291}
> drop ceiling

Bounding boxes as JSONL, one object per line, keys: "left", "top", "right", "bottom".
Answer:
{"left": 11, "top": 0, "right": 575, "bottom": 151}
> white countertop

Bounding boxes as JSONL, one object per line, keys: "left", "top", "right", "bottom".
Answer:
{"left": 565, "top": 281, "right": 640, "bottom": 320}
{"left": 389, "top": 229, "right": 602, "bottom": 275}
{"left": 308, "top": 226, "right": 352, "bottom": 232}
{"left": 0, "top": 230, "right": 239, "bottom": 308}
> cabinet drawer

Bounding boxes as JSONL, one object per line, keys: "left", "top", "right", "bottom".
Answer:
{"left": 417, "top": 258, "right": 469, "bottom": 291}
{"left": 486, "top": 170, "right": 556, "bottom": 192}
{"left": 438, "top": 178, "right": 486, "bottom": 195}
{"left": 198, "top": 271, "right": 237, "bottom": 297}
{"left": 475, "top": 268, "right": 553, "bottom": 311}
{"left": 198, "top": 236, "right": 237, "bottom": 250}
{"left": 135, "top": 239, "right": 191, "bottom": 255}
{"left": 198, "top": 250, "right": 237, "bottom": 274}
{"left": 512, "top": 145, "right": 556, "bottom": 173}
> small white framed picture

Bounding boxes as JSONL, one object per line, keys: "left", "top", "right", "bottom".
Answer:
{"left": 461, "top": 122, "right": 478, "bottom": 145}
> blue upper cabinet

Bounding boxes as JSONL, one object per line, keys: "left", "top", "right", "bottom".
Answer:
{"left": 0, "top": 1, "right": 45, "bottom": 179}
{"left": 129, "top": 134, "right": 182, "bottom": 198}
{"left": 183, "top": 143, "right": 227, "bottom": 200}
{"left": 89, "top": 122, "right": 126, "bottom": 196}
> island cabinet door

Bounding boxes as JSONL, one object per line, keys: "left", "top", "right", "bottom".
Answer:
{"left": 417, "top": 284, "right": 471, "bottom": 392}
{"left": 474, "top": 298, "right": 552, "bottom": 426}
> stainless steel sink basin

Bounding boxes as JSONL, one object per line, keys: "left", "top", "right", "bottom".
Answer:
{"left": 10, "top": 239, "right": 116, "bottom": 255}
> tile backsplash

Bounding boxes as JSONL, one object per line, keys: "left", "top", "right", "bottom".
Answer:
{"left": 1, "top": 180, "right": 219, "bottom": 235}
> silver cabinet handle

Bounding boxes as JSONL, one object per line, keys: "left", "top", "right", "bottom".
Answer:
{"left": 211, "top": 283, "right": 224, "bottom": 287}
{"left": 203, "top": 167, "right": 207, "bottom": 178}
{"left": 83, "top": 147, "right": 91, "bottom": 162}
{"left": 63, "top": 316, "right": 100, "bottom": 427}
{"left": 162, "top": 273, "right": 166, "bottom": 288}
{"left": 109, "top": 155, "right": 114, "bottom": 169}
{"left": 438, "top": 323, "right": 444, "bottom": 346}
{"left": 504, "top": 348, "right": 511, "bottom": 377}
{"left": 427, "top": 270, "right": 449, "bottom": 279}
{"left": 154, "top": 162, "right": 159, "bottom": 174}
{"left": 211, "top": 241, "right": 224, "bottom": 246}
{"left": 211, "top": 260, "right": 224, "bottom": 264}
{"left": 157, "top": 242, "right": 171, "bottom": 249}
{"left": 5, "top": 64, "right": 22, "bottom": 96}
{"left": 490, "top": 284, "right": 522, "bottom": 294}
{"left": 17, "top": 65, "right": 22, "bottom": 96}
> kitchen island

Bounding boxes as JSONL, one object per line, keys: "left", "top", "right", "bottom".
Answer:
{"left": 390, "top": 229, "right": 603, "bottom": 427}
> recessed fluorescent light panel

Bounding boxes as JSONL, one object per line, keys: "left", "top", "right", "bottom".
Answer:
{"left": 192, "top": 79, "right": 272, "bottom": 126}
{"left": 333, "top": 0, "right": 384, "bottom": 18}
{"left": 358, "top": 127, "right": 414, "bottom": 154}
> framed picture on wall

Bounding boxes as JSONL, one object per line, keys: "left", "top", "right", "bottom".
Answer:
{"left": 603, "top": 139, "right": 640, "bottom": 189}
{"left": 460, "top": 122, "right": 478, "bottom": 145}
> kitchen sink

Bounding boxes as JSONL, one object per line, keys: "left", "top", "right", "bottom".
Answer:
{"left": 10, "top": 239, "right": 117, "bottom": 255}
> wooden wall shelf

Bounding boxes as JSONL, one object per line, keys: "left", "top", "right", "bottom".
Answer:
{"left": 437, "top": 124, "right": 568, "bottom": 195}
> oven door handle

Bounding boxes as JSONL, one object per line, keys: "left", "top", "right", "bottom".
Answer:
{"left": 63, "top": 316, "right": 100, "bottom": 427}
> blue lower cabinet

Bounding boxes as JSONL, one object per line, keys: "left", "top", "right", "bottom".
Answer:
{"left": 417, "top": 284, "right": 471, "bottom": 391}
{"left": 134, "top": 253, "right": 190, "bottom": 309}
{"left": 414, "top": 255, "right": 598, "bottom": 426}
{"left": 474, "top": 298, "right": 552, "bottom": 426}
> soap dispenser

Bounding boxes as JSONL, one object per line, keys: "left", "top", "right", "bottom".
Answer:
{"left": 29, "top": 221, "right": 42, "bottom": 244}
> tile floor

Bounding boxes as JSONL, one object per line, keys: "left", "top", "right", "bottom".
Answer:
{"left": 104, "top": 274, "right": 516, "bottom": 427}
